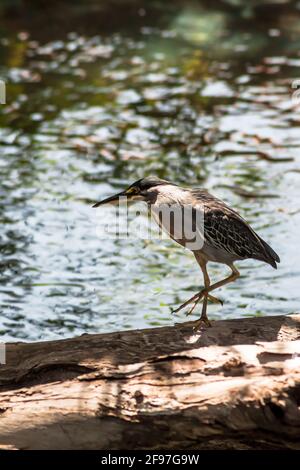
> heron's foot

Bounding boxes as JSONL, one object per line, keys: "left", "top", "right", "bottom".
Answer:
{"left": 186, "top": 295, "right": 203, "bottom": 317}
{"left": 171, "top": 290, "right": 223, "bottom": 316}
{"left": 171, "top": 289, "right": 205, "bottom": 315}
{"left": 185, "top": 292, "right": 222, "bottom": 317}
{"left": 208, "top": 294, "right": 223, "bottom": 306}
{"left": 193, "top": 316, "right": 212, "bottom": 331}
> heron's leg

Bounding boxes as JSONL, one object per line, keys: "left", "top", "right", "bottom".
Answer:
{"left": 174, "top": 260, "right": 213, "bottom": 317}
{"left": 191, "top": 260, "right": 211, "bottom": 327}
{"left": 205, "top": 264, "right": 240, "bottom": 296}
{"left": 199, "top": 267, "right": 210, "bottom": 326}
{"left": 172, "top": 264, "right": 239, "bottom": 315}
{"left": 172, "top": 259, "right": 208, "bottom": 315}
{"left": 193, "top": 265, "right": 240, "bottom": 330}
{"left": 196, "top": 264, "right": 240, "bottom": 301}
{"left": 186, "top": 260, "right": 210, "bottom": 317}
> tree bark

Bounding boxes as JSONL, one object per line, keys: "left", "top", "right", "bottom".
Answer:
{"left": 0, "top": 314, "right": 300, "bottom": 450}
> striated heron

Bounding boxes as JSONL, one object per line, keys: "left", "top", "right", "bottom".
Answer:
{"left": 93, "top": 176, "right": 280, "bottom": 329}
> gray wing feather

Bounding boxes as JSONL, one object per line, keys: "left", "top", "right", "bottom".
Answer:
{"left": 192, "top": 189, "right": 280, "bottom": 268}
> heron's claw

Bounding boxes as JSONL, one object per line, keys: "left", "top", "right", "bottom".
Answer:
{"left": 172, "top": 290, "right": 204, "bottom": 315}
{"left": 185, "top": 293, "right": 223, "bottom": 315}
{"left": 207, "top": 294, "right": 223, "bottom": 306}
{"left": 172, "top": 290, "right": 223, "bottom": 317}
{"left": 186, "top": 297, "right": 202, "bottom": 317}
{"left": 193, "top": 317, "right": 212, "bottom": 331}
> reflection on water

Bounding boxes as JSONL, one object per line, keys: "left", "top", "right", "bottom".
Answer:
{"left": 0, "top": 1, "right": 300, "bottom": 341}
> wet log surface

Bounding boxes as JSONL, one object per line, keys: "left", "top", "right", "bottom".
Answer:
{"left": 0, "top": 314, "right": 300, "bottom": 450}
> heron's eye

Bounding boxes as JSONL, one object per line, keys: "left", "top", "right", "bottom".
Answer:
{"left": 126, "top": 187, "right": 139, "bottom": 195}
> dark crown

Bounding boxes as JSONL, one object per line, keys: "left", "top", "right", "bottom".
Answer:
{"left": 132, "top": 176, "right": 176, "bottom": 191}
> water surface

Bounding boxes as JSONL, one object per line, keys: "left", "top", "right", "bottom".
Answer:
{"left": 0, "top": 1, "right": 300, "bottom": 341}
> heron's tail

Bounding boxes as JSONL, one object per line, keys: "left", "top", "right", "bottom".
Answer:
{"left": 257, "top": 236, "right": 280, "bottom": 269}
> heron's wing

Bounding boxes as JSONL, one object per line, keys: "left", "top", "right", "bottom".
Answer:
{"left": 151, "top": 204, "right": 205, "bottom": 250}
{"left": 192, "top": 189, "right": 280, "bottom": 267}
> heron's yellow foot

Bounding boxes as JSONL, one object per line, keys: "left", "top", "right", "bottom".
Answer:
{"left": 171, "top": 290, "right": 204, "bottom": 315}
{"left": 208, "top": 294, "right": 223, "bottom": 306}
{"left": 186, "top": 295, "right": 201, "bottom": 317}
{"left": 185, "top": 292, "right": 222, "bottom": 317}
{"left": 193, "top": 316, "right": 212, "bottom": 331}
{"left": 171, "top": 290, "right": 223, "bottom": 316}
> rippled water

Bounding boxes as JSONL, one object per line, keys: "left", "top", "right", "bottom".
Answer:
{"left": 0, "top": 1, "right": 300, "bottom": 341}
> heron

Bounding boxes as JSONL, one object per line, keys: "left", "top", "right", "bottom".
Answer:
{"left": 93, "top": 176, "right": 280, "bottom": 329}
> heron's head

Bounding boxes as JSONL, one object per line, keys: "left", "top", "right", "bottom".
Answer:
{"left": 92, "top": 176, "right": 176, "bottom": 207}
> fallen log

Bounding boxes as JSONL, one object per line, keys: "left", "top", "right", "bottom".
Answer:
{"left": 0, "top": 314, "right": 300, "bottom": 450}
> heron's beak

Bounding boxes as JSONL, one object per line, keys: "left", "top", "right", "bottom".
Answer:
{"left": 92, "top": 189, "right": 135, "bottom": 208}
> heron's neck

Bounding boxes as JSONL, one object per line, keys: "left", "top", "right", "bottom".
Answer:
{"left": 150, "top": 185, "right": 188, "bottom": 205}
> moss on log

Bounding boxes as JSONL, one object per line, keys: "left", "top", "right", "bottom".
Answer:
{"left": 0, "top": 314, "right": 300, "bottom": 450}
